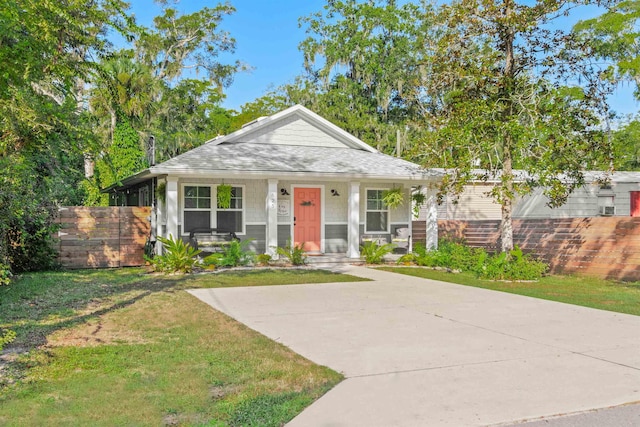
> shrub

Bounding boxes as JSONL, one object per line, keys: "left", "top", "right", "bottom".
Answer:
{"left": 146, "top": 234, "right": 201, "bottom": 274}
{"left": 360, "top": 240, "right": 394, "bottom": 264}
{"left": 256, "top": 253, "right": 272, "bottom": 266}
{"left": 411, "top": 240, "right": 485, "bottom": 271}
{"left": 408, "top": 239, "right": 547, "bottom": 281}
{"left": 213, "top": 240, "right": 255, "bottom": 268}
{"left": 202, "top": 253, "right": 224, "bottom": 268}
{"left": 477, "top": 246, "right": 548, "bottom": 281}
{"left": 3, "top": 206, "right": 59, "bottom": 274}
{"left": 0, "top": 263, "right": 12, "bottom": 286}
{"left": 277, "top": 240, "right": 307, "bottom": 266}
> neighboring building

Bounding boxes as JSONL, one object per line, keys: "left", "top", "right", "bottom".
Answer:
{"left": 105, "top": 105, "right": 441, "bottom": 257}
{"left": 417, "top": 170, "right": 640, "bottom": 221}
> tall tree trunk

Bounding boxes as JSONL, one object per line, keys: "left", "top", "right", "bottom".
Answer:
{"left": 500, "top": 0, "right": 515, "bottom": 253}
{"left": 501, "top": 143, "right": 514, "bottom": 253}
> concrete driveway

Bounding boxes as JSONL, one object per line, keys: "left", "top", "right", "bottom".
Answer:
{"left": 189, "top": 266, "right": 640, "bottom": 426}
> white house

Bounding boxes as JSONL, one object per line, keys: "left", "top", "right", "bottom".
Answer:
{"left": 107, "top": 105, "right": 441, "bottom": 258}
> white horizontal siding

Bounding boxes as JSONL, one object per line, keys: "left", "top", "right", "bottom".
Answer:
{"left": 236, "top": 116, "right": 348, "bottom": 148}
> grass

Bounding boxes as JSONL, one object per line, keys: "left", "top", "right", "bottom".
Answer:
{"left": 0, "top": 268, "right": 367, "bottom": 426}
{"left": 380, "top": 267, "right": 640, "bottom": 316}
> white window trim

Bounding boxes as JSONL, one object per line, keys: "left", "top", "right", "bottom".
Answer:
{"left": 365, "top": 188, "right": 390, "bottom": 234}
{"left": 180, "top": 183, "right": 246, "bottom": 236}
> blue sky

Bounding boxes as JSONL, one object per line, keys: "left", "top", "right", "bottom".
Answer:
{"left": 127, "top": 0, "right": 325, "bottom": 111}
{"left": 126, "top": 0, "right": 639, "bottom": 118}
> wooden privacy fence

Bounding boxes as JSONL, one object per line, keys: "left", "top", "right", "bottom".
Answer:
{"left": 56, "top": 207, "right": 151, "bottom": 269}
{"left": 417, "top": 218, "right": 640, "bottom": 281}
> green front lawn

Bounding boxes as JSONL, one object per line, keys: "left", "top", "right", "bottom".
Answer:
{"left": 380, "top": 267, "right": 640, "bottom": 316}
{"left": 0, "top": 268, "right": 367, "bottom": 426}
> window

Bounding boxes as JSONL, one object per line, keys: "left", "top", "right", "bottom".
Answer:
{"left": 183, "top": 186, "right": 211, "bottom": 233}
{"left": 182, "top": 184, "right": 244, "bottom": 234}
{"left": 217, "top": 186, "right": 243, "bottom": 232}
{"left": 366, "top": 189, "right": 389, "bottom": 233}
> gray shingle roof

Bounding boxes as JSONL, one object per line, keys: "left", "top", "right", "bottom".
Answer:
{"left": 152, "top": 142, "right": 439, "bottom": 181}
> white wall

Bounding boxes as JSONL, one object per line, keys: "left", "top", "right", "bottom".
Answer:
{"left": 420, "top": 181, "right": 640, "bottom": 220}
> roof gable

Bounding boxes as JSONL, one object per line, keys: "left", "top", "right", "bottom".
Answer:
{"left": 229, "top": 114, "right": 348, "bottom": 148}
{"left": 207, "top": 104, "right": 377, "bottom": 152}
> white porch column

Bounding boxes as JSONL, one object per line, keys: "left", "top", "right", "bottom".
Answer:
{"left": 154, "top": 179, "right": 166, "bottom": 255}
{"left": 266, "top": 179, "right": 278, "bottom": 256}
{"left": 166, "top": 177, "right": 179, "bottom": 240}
{"left": 426, "top": 187, "right": 438, "bottom": 250}
{"left": 407, "top": 184, "right": 414, "bottom": 253}
{"left": 347, "top": 181, "right": 360, "bottom": 258}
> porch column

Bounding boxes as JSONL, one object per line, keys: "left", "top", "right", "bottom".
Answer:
{"left": 154, "top": 180, "right": 164, "bottom": 255}
{"left": 407, "top": 184, "right": 414, "bottom": 253}
{"left": 266, "top": 179, "right": 278, "bottom": 256}
{"left": 166, "top": 177, "right": 179, "bottom": 240}
{"left": 426, "top": 187, "right": 438, "bottom": 250}
{"left": 347, "top": 181, "right": 360, "bottom": 258}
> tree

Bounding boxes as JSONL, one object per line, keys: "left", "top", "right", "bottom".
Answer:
{"left": 298, "top": 0, "right": 427, "bottom": 153}
{"left": 573, "top": 1, "right": 640, "bottom": 99}
{"left": 0, "top": 0, "right": 132, "bottom": 272}
{"left": 413, "top": 0, "right": 614, "bottom": 253}
{"left": 135, "top": 0, "right": 244, "bottom": 87}
{"left": 612, "top": 118, "right": 640, "bottom": 170}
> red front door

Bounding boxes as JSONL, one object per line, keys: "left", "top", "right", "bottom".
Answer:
{"left": 631, "top": 191, "right": 640, "bottom": 217}
{"left": 294, "top": 187, "right": 321, "bottom": 252}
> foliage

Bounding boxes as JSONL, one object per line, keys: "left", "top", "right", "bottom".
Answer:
{"left": 136, "top": 1, "right": 243, "bottom": 84}
{"left": 217, "top": 184, "right": 233, "bottom": 209}
{"left": 477, "top": 246, "right": 548, "bottom": 281}
{"left": 276, "top": 240, "right": 307, "bottom": 266}
{"left": 409, "top": 240, "right": 484, "bottom": 272}
{"left": 360, "top": 240, "right": 394, "bottom": 264}
{"left": 146, "top": 234, "right": 201, "bottom": 274}
{"left": 202, "top": 253, "right": 224, "bottom": 267}
{"left": 298, "top": 0, "right": 427, "bottom": 152}
{"left": 405, "top": 240, "right": 547, "bottom": 281}
{"left": 382, "top": 188, "right": 404, "bottom": 209}
{"left": 300, "top": 0, "right": 614, "bottom": 253}
{"left": 573, "top": 1, "right": 640, "bottom": 100}
{"left": 0, "top": 328, "right": 16, "bottom": 352}
{"left": 0, "top": 157, "right": 62, "bottom": 274}
{"left": 209, "top": 240, "right": 255, "bottom": 268}
{"left": 257, "top": 254, "right": 273, "bottom": 266}
{"left": 411, "top": 190, "right": 426, "bottom": 218}
{"left": 611, "top": 118, "right": 640, "bottom": 170}
{"left": 156, "top": 182, "right": 166, "bottom": 204}
{"left": 0, "top": 263, "right": 12, "bottom": 286}
{"left": 413, "top": 0, "right": 614, "bottom": 252}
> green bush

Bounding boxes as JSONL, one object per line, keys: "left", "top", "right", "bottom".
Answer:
{"left": 3, "top": 206, "right": 60, "bottom": 274}
{"left": 360, "top": 240, "right": 394, "bottom": 264}
{"left": 213, "top": 240, "right": 255, "bottom": 268}
{"left": 411, "top": 239, "right": 484, "bottom": 271}
{"left": 276, "top": 240, "right": 307, "bottom": 266}
{"left": 257, "top": 253, "right": 272, "bottom": 266}
{"left": 477, "top": 246, "right": 548, "bottom": 281}
{"left": 146, "top": 234, "right": 201, "bottom": 274}
{"left": 410, "top": 239, "right": 547, "bottom": 281}
{"left": 202, "top": 253, "right": 224, "bottom": 267}
{"left": 0, "top": 263, "right": 12, "bottom": 286}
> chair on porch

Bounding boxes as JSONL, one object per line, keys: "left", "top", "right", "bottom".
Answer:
{"left": 392, "top": 227, "right": 411, "bottom": 253}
